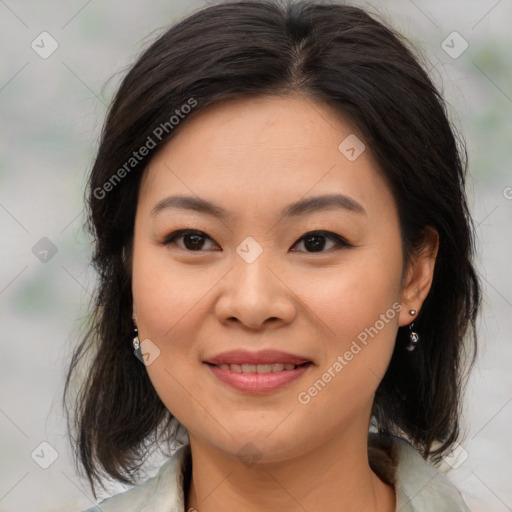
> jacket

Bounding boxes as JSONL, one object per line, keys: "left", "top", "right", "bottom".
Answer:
{"left": 81, "top": 435, "right": 471, "bottom": 511}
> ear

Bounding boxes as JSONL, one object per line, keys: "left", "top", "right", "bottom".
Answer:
{"left": 132, "top": 303, "right": 138, "bottom": 324}
{"left": 398, "top": 227, "right": 439, "bottom": 327}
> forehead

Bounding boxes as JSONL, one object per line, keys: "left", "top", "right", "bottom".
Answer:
{"left": 138, "top": 94, "right": 394, "bottom": 220}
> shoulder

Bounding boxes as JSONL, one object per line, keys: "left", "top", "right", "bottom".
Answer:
{"left": 79, "top": 444, "right": 191, "bottom": 512}
{"left": 369, "top": 434, "right": 471, "bottom": 512}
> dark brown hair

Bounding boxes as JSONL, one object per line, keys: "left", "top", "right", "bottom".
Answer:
{"left": 63, "top": 0, "right": 481, "bottom": 497}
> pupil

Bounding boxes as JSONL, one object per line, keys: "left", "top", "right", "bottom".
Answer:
{"left": 185, "top": 234, "right": 204, "bottom": 250}
{"left": 305, "top": 234, "right": 325, "bottom": 252}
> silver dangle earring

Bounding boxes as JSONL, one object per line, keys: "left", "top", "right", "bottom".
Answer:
{"left": 405, "top": 309, "right": 419, "bottom": 351}
{"left": 133, "top": 325, "right": 143, "bottom": 361}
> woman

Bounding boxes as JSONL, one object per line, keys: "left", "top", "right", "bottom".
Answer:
{"left": 63, "top": 1, "right": 481, "bottom": 510}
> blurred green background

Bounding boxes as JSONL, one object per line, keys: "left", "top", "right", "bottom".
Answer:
{"left": 1, "top": 1, "right": 511, "bottom": 511}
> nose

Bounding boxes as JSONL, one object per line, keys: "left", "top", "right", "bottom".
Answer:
{"left": 214, "top": 250, "right": 296, "bottom": 331}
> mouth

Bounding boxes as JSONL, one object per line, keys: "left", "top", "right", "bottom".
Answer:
{"left": 203, "top": 350, "right": 313, "bottom": 393}
{"left": 206, "top": 362, "right": 312, "bottom": 373}
{"left": 204, "top": 349, "right": 312, "bottom": 367}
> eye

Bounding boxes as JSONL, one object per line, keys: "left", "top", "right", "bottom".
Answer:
{"left": 290, "top": 231, "right": 352, "bottom": 253}
{"left": 161, "top": 229, "right": 219, "bottom": 251}
{"left": 160, "top": 229, "right": 352, "bottom": 253}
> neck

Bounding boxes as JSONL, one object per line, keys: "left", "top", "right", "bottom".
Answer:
{"left": 185, "top": 425, "right": 395, "bottom": 512}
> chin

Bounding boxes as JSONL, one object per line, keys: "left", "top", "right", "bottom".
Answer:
{"left": 193, "top": 427, "right": 313, "bottom": 466}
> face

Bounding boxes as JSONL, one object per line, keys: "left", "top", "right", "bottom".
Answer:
{"left": 131, "top": 94, "right": 418, "bottom": 463}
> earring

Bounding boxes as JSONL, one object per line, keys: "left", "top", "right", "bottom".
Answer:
{"left": 405, "top": 309, "right": 419, "bottom": 351}
{"left": 133, "top": 326, "right": 143, "bottom": 361}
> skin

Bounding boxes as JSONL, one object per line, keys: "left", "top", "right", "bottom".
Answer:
{"left": 131, "top": 94, "right": 438, "bottom": 512}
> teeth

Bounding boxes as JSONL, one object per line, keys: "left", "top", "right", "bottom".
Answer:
{"left": 216, "top": 363, "right": 300, "bottom": 373}
{"left": 230, "top": 363, "right": 242, "bottom": 373}
{"left": 241, "top": 364, "right": 256, "bottom": 373}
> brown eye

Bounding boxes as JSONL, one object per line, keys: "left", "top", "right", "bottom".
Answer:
{"left": 162, "top": 230, "right": 219, "bottom": 251}
{"left": 291, "top": 231, "right": 352, "bottom": 253}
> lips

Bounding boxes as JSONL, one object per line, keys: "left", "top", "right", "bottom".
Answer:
{"left": 204, "top": 349, "right": 311, "bottom": 366}
{"left": 213, "top": 362, "right": 306, "bottom": 373}
{"left": 203, "top": 350, "right": 313, "bottom": 393}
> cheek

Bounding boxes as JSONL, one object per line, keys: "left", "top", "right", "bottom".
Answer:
{"left": 131, "top": 239, "right": 209, "bottom": 342}
{"left": 131, "top": 242, "right": 218, "bottom": 425}
{"left": 298, "top": 247, "right": 403, "bottom": 402}
{"left": 302, "top": 246, "right": 402, "bottom": 338}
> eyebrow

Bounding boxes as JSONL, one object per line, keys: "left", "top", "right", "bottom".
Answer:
{"left": 150, "top": 193, "right": 366, "bottom": 220}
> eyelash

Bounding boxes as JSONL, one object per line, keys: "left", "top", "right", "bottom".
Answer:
{"left": 159, "top": 229, "right": 353, "bottom": 253}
